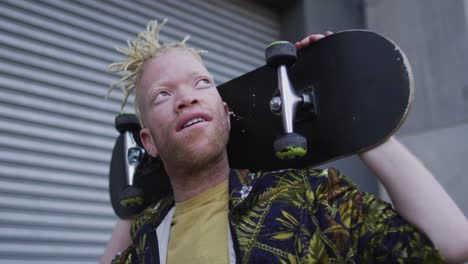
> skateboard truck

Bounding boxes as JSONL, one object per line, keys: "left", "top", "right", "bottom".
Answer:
{"left": 266, "top": 41, "right": 313, "bottom": 160}
{"left": 114, "top": 113, "right": 145, "bottom": 207}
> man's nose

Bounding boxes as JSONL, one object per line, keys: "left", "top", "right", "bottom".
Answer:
{"left": 175, "top": 92, "right": 199, "bottom": 112}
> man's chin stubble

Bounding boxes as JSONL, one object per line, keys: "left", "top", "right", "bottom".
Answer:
{"left": 158, "top": 136, "right": 224, "bottom": 172}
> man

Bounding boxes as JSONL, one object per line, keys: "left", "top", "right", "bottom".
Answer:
{"left": 107, "top": 20, "right": 468, "bottom": 263}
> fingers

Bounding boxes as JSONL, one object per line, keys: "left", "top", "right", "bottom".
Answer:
{"left": 295, "top": 31, "right": 334, "bottom": 49}
{"left": 295, "top": 34, "right": 324, "bottom": 49}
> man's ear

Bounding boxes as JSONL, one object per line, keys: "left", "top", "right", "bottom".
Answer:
{"left": 223, "top": 102, "right": 230, "bottom": 130}
{"left": 140, "top": 127, "right": 159, "bottom": 157}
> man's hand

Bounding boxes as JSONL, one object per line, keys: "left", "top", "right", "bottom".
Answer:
{"left": 295, "top": 31, "right": 333, "bottom": 49}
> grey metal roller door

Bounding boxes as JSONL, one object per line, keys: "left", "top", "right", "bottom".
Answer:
{"left": 0, "top": 0, "right": 279, "bottom": 262}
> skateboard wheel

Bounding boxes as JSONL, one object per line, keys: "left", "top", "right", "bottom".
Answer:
{"left": 274, "top": 132, "right": 307, "bottom": 160}
{"left": 119, "top": 185, "right": 145, "bottom": 206}
{"left": 115, "top": 113, "right": 141, "bottom": 134}
{"left": 265, "top": 41, "right": 297, "bottom": 68}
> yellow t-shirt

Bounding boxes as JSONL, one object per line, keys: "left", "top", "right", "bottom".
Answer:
{"left": 167, "top": 180, "right": 229, "bottom": 264}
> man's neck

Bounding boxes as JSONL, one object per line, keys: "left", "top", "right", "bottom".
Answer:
{"left": 165, "top": 152, "right": 230, "bottom": 203}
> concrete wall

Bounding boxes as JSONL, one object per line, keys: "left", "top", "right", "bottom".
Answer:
{"left": 280, "top": 0, "right": 364, "bottom": 44}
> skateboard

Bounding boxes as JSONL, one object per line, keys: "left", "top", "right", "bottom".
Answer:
{"left": 108, "top": 114, "right": 147, "bottom": 218}
{"left": 109, "top": 114, "right": 172, "bottom": 218}
{"left": 218, "top": 29, "right": 413, "bottom": 171}
{"left": 109, "top": 30, "right": 413, "bottom": 217}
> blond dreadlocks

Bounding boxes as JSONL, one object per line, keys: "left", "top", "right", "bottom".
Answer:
{"left": 107, "top": 19, "right": 205, "bottom": 124}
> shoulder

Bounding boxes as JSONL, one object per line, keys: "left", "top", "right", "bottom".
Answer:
{"left": 261, "top": 166, "right": 356, "bottom": 184}
{"left": 259, "top": 167, "right": 360, "bottom": 200}
{"left": 245, "top": 166, "right": 363, "bottom": 218}
{"left": 357, "top": 192, "right": 444, "bottom": 262}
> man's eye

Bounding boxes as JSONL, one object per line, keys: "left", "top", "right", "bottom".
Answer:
{"left": 196, "top": 78, "right": 211, "bottom": 88}
{"left": 154, "top": 91, "right": 170, "bottom": 104}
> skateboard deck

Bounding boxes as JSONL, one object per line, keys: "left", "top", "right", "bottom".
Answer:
{"left": 218, "top": 30, "right": 413, "bottom": 171}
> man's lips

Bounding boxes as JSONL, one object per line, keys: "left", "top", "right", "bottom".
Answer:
{"left": 176, "top": 112, "right": 212, "bottom": 132}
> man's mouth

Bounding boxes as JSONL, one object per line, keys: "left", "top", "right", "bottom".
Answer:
{"left": 183, "top": 117, "right": 206, "bottom": 129}
{"left": 176, "top": 112, "right": 211, "bottom": 132}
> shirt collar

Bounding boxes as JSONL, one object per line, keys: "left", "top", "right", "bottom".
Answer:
{"left": 228, "top": 168, "right": 260, "bottom": 210}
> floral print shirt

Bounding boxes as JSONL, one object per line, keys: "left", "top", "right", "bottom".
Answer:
{"left": 112, "top": 167, "right": 444, "bottom": 263}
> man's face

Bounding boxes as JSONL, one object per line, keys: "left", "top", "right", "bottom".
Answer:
{"left": 138, "top": 49, "right": 230, "bottom": 170}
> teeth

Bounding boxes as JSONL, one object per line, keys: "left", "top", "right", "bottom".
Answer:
{"left": 183, "top": 117, "right": 205, "bottom": 128}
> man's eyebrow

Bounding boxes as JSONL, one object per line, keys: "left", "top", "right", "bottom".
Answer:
{"left": 188, "top": 71, "right": 203, "bottom": 78}
{"left": 149, "top": 80, "right": 166, "bottom": 91}
{"left": 188, "top": 71, "right": 213, "bottom": 78}
{"left": 148, "top": 71, "right": 211, "bottom": 90}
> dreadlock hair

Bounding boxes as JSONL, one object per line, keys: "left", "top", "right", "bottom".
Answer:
{"left": 107, "top": 19, "right": 206, "bottom": 126}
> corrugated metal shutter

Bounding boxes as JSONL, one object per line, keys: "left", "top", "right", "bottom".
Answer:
{"left": 0, "top": 0, "right": 279, "bottom": 262}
